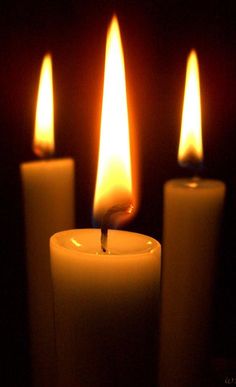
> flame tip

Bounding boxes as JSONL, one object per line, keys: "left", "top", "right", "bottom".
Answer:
{"left": 44, "top": 52, "right": 52, "bottom": 58}
{"left": 189, "top": 48, "right": 197, "bottom": 56}
{"left": 111, "top": 13, "right": 118, "bottom": 20}
{"left": 108, "top": 14, "right": 122, "bottom": 36}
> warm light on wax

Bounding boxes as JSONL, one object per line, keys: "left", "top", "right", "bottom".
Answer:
{"left": 93, "top": 15, "right": 134, "bottom": 225}
{"left": 34, "top": 53, "right": 54, "bottom": 158}
{"left": 178, "top": 50, "right": 203, "bottom": 167}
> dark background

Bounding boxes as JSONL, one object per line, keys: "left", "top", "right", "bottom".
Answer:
{"left": 0, "top": 0, "right": 235, "bottom": 385}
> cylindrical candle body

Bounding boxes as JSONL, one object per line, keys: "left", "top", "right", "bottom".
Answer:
{"left": 50, "top": 229, "right": 161, "bottom": 387}
{"left": 20, "top": 158, "right": 75, "bottom": 387}
{"left": 159, "top": 178, "right": 225, "bottom": 387}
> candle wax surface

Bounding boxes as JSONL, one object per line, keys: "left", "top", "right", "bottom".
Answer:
{"left": 169, "top": 177, "right": 225, "bottom": 190}
{"left": 55, "top": 228, "right": 158, "bottom": 255}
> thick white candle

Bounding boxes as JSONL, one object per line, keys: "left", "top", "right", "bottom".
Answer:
{"left": 159, "top": 51, "right": 226, "bottom": 386}
{"left": 20, "top": 54, "right": 75, "bottom": 387}
{"left": 51, "top": 228, "right": 161, "bottom": 387}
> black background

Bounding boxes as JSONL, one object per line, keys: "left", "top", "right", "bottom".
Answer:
{"left": 0, "top": 0, "right": 235, "bottom": 385}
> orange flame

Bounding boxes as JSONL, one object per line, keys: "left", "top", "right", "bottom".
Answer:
{"left": 178, "top": 50, "right": 203, "bottom": 167}
{"left": 93, "top": 15, "right": 134, "bottom": 226}
{"left": 33, "top": 53, "right": 54, "bottom": 158}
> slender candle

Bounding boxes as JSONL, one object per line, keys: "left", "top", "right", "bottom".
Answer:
{"left": 20, "top": 54, "right": 75, "bottom": 387}
{"left": 50, "top": 16, "right": 161, "bottom": 387}
{"left": 159, "top": 50, "right": 226, "bottom": 387}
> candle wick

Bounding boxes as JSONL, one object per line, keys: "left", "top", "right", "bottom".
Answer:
{"left": 33, "top": 144, "right": 54, "bottom": 160}
{"left": 192, "top": 175, "right": 200, "bottom": 181}
{"left": 101, "top": 223, "right": 108, "bottom": 253}
{"left": 100, "top": 203, "right": 134, "bottom": 253}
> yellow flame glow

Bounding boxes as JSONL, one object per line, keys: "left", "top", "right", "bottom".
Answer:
{"left": 93, "top": 15, "right": 133, "bottom": 224}
{"left": 178, "top": 50, "right": 203, "bottom": 166}
{"left": 33, "top": 53, "right": 54, "bottom": 157}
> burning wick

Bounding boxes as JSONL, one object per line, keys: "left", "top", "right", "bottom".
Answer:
{"left": 178, "top": 149, "right": 203, "bottom": 172}
{"left": 101, "top": 203, "right": 134, "bottom": 253}
{"left": 34, "top": 146, "right": 54, "bottom": 159}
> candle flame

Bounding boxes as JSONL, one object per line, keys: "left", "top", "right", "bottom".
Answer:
{"left": 178, "top": 50, "right": 203, "bottom": 167}
{"left": 33, "top": 53, "right": 54, "bottom": 158}
{"left": 93, "top": 15, "right": 134, "bottom": 227}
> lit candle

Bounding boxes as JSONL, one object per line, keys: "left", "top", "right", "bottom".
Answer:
{"left": 20, "top": 54, "right": 75, "bottom": 387}
{"left": 50, "top": 16, "right": 161, "bottom": 387}
{"left": 159, "top": 50, "right": 226, "bottom": 386}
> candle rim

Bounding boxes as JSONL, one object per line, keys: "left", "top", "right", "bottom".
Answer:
{"left": 20, "top": 157, "right": 74, "bottom": 168}
{"left": 50, "top": 228, "right": 160, "bottom": 257}
{"left": 165, "top": 178, "right": 225, "bottom": 190}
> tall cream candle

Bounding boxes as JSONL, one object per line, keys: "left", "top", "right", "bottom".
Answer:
{"left": 20, "top": 54, "right": 75, "bottom": 387}
{"left": 159, "top": 50, "right": 226, "bottom": 386}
